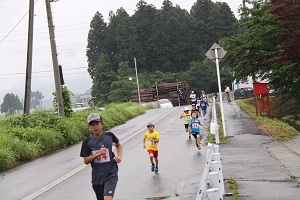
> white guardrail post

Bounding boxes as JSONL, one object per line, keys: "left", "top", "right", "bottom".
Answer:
{"left": 196, "top": 142, "right": 225, "bottom": 200}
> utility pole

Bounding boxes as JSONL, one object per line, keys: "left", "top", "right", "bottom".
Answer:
{"left": 24, "top": 0, "right": 34, "bottom": 115}
{"left": 45, "top": 0, "right": 64, "bottom": 116}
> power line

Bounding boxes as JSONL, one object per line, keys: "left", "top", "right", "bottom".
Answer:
{"left": 0, "top": 67, "right": 87, "bottom": 76}
{"left": 0, "top": 71, "right": 89, "bottom": 80}
{"left": 0, "top": 9, "right": 28, "bottom": 44}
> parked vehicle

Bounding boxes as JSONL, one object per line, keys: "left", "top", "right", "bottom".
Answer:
{"left": 157, "top": 99, "right": 173, "bottom": 108}
{"left": 71, "top": 103, "right": 91, "bottom": 112}
{"left": 234, "top": 87, "right": 254, "bottom": 99}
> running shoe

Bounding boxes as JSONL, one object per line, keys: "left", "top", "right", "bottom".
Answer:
{"left": 189, "top": 135, "right": 191, "bottom": 140}
{"left": 155, "top": 167, "right": 159, "bottom": 173}
{"left": 151, "top": 163, "right": 155, "bottom": 172}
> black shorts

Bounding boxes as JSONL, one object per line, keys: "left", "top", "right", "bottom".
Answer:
{"left": 184, "top": 124, "right": 188, "bottom": 129}
{"left": 191, "top": 132, "right": 199, "bottom": 139}
{"left": 92, "top": 173, "right": 118, "bottom": 200}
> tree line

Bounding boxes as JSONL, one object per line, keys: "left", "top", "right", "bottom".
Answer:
{"left": 222, "top": 0, "right": 300, "bottom": 106}
{"left": 86, "top": 0, "right": 238, "bottom": 105}
{"left": 0, "top": 91, "right": 44, "bottom": 116}
{"left": 87, "top": 0, "right": 299, "bottom": 109}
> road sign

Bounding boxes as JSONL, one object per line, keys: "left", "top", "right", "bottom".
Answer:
{"left": 205, "top": 43, "right": 227, "bottom": 137}
{"left": 205, "top": 43, "right": 227, "bottom": 63}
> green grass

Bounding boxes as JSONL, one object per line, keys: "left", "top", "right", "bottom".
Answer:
{"left": 0, "top": 102, "right": 146, "bottom": 171}
{"left": 236, "top": 99, "right": 299, "bottom": 141}
{"left": 228, "top": 178, "right": 239, "bottom": 200}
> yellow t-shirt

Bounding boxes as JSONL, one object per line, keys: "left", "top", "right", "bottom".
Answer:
{"left": 144, "top": 131, "right": 160, "bottom": 151}
{"left": 181, "top": 112, "right": 191, "bottom": 124}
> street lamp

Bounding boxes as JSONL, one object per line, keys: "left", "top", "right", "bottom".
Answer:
{"left": 134, "top": 58, "right": 141, "bottom": 103}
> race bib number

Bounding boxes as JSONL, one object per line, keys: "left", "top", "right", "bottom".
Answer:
{"left": 149, "top": 139, "right": 156, "bottom": 147}
{"left": 92, "top": 149, "right": 110, "bottom": 163}
{"left": 192, "top": 123, "right": 199, "bottom": 129}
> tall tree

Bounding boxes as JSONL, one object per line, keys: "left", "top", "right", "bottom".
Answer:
{"left": 1, "top": 93, "right": 23, "bottom": 116}
{"left": 108, "top": 62, "right": 136, "bottom": 102}
{"left": 130, "top": 0, "right": 158, "bottom": 72}
{"left": 92, "top": 53, "right": 117, "bottom": 105}
{"left": 269, "top": 0, "right": 300, "bottom": 65}
{"left": 222, "top": 1, "right": 279, "bottom": 80}
{"left": 268, "top": 0, "right": 300, "bottom": 101}
{"left": 222, "top": 0, "right": 300, "bottom": 103}
{"left": 86, "top": 12, "right": 108, "bottom": 79}
{"left": 190, "top": 0, "right": 238, "bottom": 50}
{"left": 31, "top": 90, "right": 44, "bottom": 110}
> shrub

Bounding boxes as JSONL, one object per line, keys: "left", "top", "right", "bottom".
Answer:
{"left": 0, "top": 134, "right": 17, "bottom": 170}
{"left": 13, "top": 127, "right": 64, "bottom": 154}
{"left": 55, "top": 117, "right": 89, "bottom": 146}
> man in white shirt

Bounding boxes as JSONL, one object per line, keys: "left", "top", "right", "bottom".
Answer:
{"left": 189, "top": 91, "right": 197, "bottom": 105}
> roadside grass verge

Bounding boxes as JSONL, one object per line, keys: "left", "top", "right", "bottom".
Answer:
{"left": 0, "top": 102, "right": 146, "bottom": 171}
{"left": 207, "top": 97, "right": 299, "bottom": 144}
{"left": 236, "top": 99, "right": 299, "bottom": 141}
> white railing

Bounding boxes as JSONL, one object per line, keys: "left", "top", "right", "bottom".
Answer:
{"left": 196, "top": 143, "right": 225, "bottom": 200}
{"left": 210, "top": 97, "right": 220, "bottom": 144}
{"left": 196, "top": 97, "right": 225, "bottom": 200}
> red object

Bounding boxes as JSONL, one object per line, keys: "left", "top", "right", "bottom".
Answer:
{"left": 253, "top": 83, "right": 271, "bottom": 116}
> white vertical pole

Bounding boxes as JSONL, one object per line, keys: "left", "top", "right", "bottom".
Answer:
{"left": 134, "top": 57, "right": 141, "bottom": 103}
{"left": 214, "top": 48, "right": 227, "bottom": 137}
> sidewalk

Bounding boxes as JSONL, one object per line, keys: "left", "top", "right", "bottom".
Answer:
{"left": 219, "top": 101, "right": 300, "bottom": 200}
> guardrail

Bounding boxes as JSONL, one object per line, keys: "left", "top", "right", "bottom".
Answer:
{"left": 196, "top": 97, "right": 225, "bottom": 200}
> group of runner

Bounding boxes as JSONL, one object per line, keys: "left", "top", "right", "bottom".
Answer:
{"left": 80, "top": 91, "right": 209, "bottom": 199}
{"left": 180, "top": 90, "right": 209, "bottom": 150}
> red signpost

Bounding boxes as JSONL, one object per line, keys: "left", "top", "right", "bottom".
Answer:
{"left": 253, "top": 83, "right": 271, "bottom": 116}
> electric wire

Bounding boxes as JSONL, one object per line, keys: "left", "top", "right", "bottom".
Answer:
{"left": 0, "top": 66, "right": 88, "bottom": 76}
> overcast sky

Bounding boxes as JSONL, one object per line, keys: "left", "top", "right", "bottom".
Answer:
{"left": 0, "top": 0, "right": 242, "bottom": 107}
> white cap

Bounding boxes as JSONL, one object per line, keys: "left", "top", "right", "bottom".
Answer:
{"left": 184, "top": 107, "right": 189, "bottom": 111}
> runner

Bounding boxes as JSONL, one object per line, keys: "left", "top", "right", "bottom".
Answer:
{"left": 200, "top": 90, "right": 207, "bottom": 102}
{"left": 189, "top": 91, "right": 197, "bottom": 105}
{"left": 143, "top": 122, "right": 160, "bottom": 173}
{"left": 80, "top": 113, "right": 123, "bottom": 200}
{"left": 200, "top": 98, "right": 209, "bottom": 120}
{"left": 191, "top": 103, "right": 200, "bottom": 118}
{"left": 180, "top": 107, "right": 191, "bottom": 140}
{"left": 188, "top": 112, "right": 206, "bottom": 150}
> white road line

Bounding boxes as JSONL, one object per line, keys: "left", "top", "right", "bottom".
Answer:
{"left": 21, "top": 164, "right": 87, "bottom": 200}
{"left": 22, "top": 107, "right": 179, "bottom": 200}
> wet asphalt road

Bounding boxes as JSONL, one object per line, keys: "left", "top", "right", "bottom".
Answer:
{"left": 0, "top": 106, "right": 210, "bottom": 200}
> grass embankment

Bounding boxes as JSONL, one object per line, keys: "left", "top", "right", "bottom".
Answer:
{"left": 207, "top": 96, "right": 299, "bottom": 143}
{"left": 236, "top": 98, "right": 299, "bottom": 141}
{"left": 0, "top": 102, "right": 151, "bottom": 171}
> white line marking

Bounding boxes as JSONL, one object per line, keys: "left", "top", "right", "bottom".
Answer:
{"left": 22, "top": 164, "right": 86, "bottom": 200}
